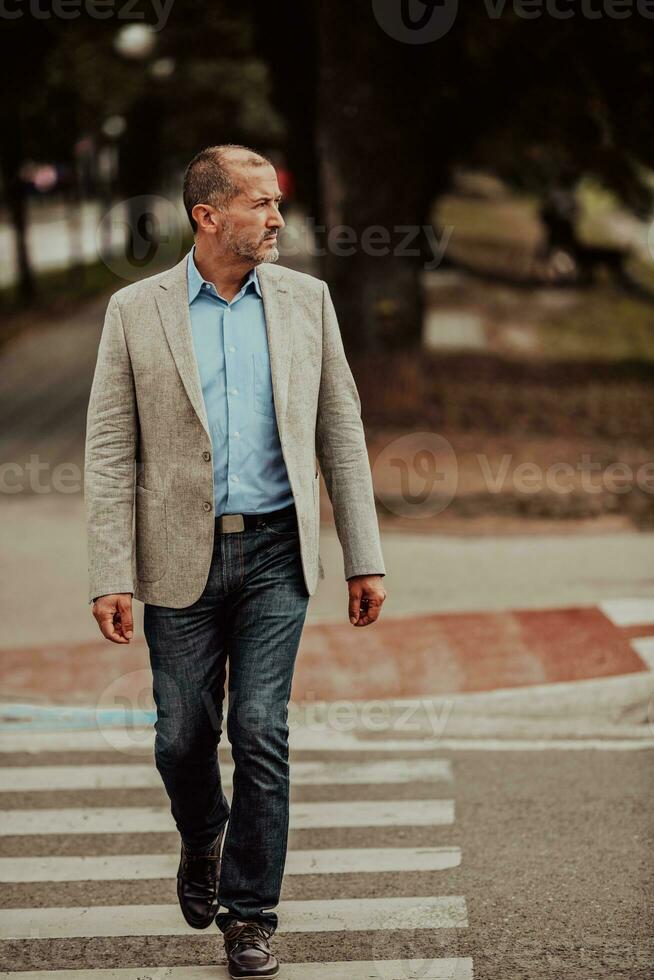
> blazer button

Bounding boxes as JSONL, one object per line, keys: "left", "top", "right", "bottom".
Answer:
{"left": 202, "top": 501, "right": 212, "bottom": 512}
{"left": 202, "top": 450, "right": 211, "bottom": 461}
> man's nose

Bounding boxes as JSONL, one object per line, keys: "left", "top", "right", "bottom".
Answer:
{"left": 268, "top": 209, "right": 285, "bottom": 229}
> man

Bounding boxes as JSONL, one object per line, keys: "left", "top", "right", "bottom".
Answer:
{"left": 85, "top": 144, "right": 387, "bottom": 978}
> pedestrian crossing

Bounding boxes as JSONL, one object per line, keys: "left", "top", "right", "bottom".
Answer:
{"left": 0, "top": 964, "right": 472, "bottom": 979}
{"left": 0, "top": 725, "right": 472, "bottom": 977}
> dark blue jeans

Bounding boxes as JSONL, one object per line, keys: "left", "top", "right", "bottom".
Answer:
{"left": 143, "top": 504, "right": 310, "bottom": 936}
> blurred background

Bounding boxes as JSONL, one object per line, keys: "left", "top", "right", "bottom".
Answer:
{"left": 1, "top": 4, "right": 653, "bottom": 977}
{"left": 2, "top": 1, "right": 654, "bottom": 650}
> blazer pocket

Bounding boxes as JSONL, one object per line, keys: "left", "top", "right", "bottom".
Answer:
{"left": 252, "top": 352, "right": 276, "bottom": 419}
{"left": 135, "top": 485, "right": 168, "bottom": 583}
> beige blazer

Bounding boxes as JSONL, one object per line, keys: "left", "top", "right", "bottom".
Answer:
{"left": 84, "top": 256, "right": 386, "bottom": 607}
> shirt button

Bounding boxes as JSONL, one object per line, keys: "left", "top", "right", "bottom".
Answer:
{"left": 202, "top": 501, "right": 212, "bottom": 511}
{"left": 202, "top": 450, "right": 211, "bottom": 461}
{"left": 228, "top": 345, "right": 236, "bottom": 352}
{"left": 231, "top": 388, "right": 239, "bottom": 395}
{"left": 231, "top": 475, "right": 240, "bottom": 482}
{"left": 233, "top": 431, "right": 240, "bottom": 438}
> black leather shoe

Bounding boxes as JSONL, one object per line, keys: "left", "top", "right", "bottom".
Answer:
{"left": 176, "top": 828, "right": 224, "bottom": 929}
{"left": 223, "top": 919, "right": 279, "bottom": 979}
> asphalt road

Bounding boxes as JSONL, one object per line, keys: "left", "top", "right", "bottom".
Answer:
{"left": 0, "top": 734, "right": 651, "bottom": 979}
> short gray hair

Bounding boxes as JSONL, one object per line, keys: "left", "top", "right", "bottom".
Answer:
{"left": 182, "top": 144, "right": 272, "bottom": 232}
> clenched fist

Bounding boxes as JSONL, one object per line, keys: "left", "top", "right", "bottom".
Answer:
{"left": 92, "top": 593, "right": 134, "bottom": 644}
{"left": 347, "top": 574, "right": 387, "bottom": 627}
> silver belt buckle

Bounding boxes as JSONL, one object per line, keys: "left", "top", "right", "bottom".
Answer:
{"left": 219, "top": 513, "right": 245, "bottom": 533}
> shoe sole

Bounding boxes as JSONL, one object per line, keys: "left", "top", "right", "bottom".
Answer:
{"left": 228, "top": 971, "right": 279, "bottom": 980}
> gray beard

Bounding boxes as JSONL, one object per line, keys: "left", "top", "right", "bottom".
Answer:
{"left": 260, "top": 245, "right": 280, "bottom": 263}
{"left": 222, "top": 219, "right": 279, "bottom": 264}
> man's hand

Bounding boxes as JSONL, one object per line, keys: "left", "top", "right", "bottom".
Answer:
{"left": 92, "top": 593, "right": 134, "bottom": 644}
{"left": 347, "top": 575, "right": 387, "bottom": 627}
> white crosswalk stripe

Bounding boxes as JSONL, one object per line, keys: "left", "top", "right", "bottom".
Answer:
{"left": 0, "top": 757, "right": 453, "bottom": 791}
{"left": 0, "top": 961, "right": 475, "bottom": 979}
{"left": 0, "top": 846, "right": 462, "bottom": 882}
{"left": 0, "top": 726, "right": 452, "bottom": 753}
{"left": 3, "top": 725, "right": 644, "bottom": 752}
{"left": 0, "top": 800, "right": 455, "bottom": 835}
{"left": 0, "top": 725, "right": 471, "bottom": 976}
{"left": 0, "top": 896, "right": 469, "bottom": 939}
{"left": 599, "top": 597, "right": 654, "bottom": 626}
{"left": 630, "top": 636, "right": 654, "bottom": 669}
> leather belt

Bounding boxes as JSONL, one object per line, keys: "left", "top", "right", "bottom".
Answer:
{"left": 215, "top": 502, "right": 297, "bottom": 534}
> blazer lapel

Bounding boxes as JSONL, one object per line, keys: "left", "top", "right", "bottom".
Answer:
{"left": 257, "top": 264, "right": 294, "bottom": 424}
{"left": 155, "top": 257, "right": 294, "bottom": 438}
{"left": 155, "top": 257, "right": 211, "bottom": 440}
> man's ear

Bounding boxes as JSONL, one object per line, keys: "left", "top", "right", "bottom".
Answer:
{"left": 192, "top": 205, "right": 218, "bottom": 232}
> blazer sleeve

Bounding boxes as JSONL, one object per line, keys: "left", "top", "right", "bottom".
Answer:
{"left": 315, "top": 281, "right": 386, "bottom": 580}
{"left": 84, "top": 295, "right": 138, "bottom": 604}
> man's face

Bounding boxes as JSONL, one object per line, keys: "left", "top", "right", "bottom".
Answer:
{"left": 218, "top": 164, "right": 285, "bottom": 264}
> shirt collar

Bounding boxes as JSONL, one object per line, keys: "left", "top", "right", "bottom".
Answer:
{"left": 186, "top": 246, "right": 262, "bottom": 304}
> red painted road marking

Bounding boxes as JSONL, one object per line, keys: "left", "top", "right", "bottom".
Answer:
{"left": 292, "top": 606, "right": 649, "bottom": 700}
{"left": 622, "top": 624, "right": 654, "bottom": 640}
{"left": 0, "top": 606, "right": 650, "bottom": 705}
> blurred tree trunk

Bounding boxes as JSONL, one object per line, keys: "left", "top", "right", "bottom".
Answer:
{"left": 254, "top": 0, "right": 457, "bottom": 354}
{"left": 255, "top": 0, "right": 321, "bottom": 220}
{"left": 314, "top": 5, "right": 435, "bottom": 354}
{"left": 1, "top": 151, "right": 35, "bottom": 305}
{"left": 118, "top": 94, "right": 164, "bottom": 269}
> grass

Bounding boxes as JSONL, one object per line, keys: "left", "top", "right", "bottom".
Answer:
{"left": 537, "top": 290, "right": 654, "bottom": 364}
{"left": 433, "top": 191, "right": 654, "bottom": 365}
{"left": 436, "top": 192, "right": 543, "bottom": 248}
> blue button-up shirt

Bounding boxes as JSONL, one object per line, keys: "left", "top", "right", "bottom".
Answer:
{"left": 187, "top": 247, "right": 294, "bottom": 516}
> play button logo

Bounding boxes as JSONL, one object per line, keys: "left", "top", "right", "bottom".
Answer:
{"left": 372, "top": 0, "right": 459, "bottom": 43}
